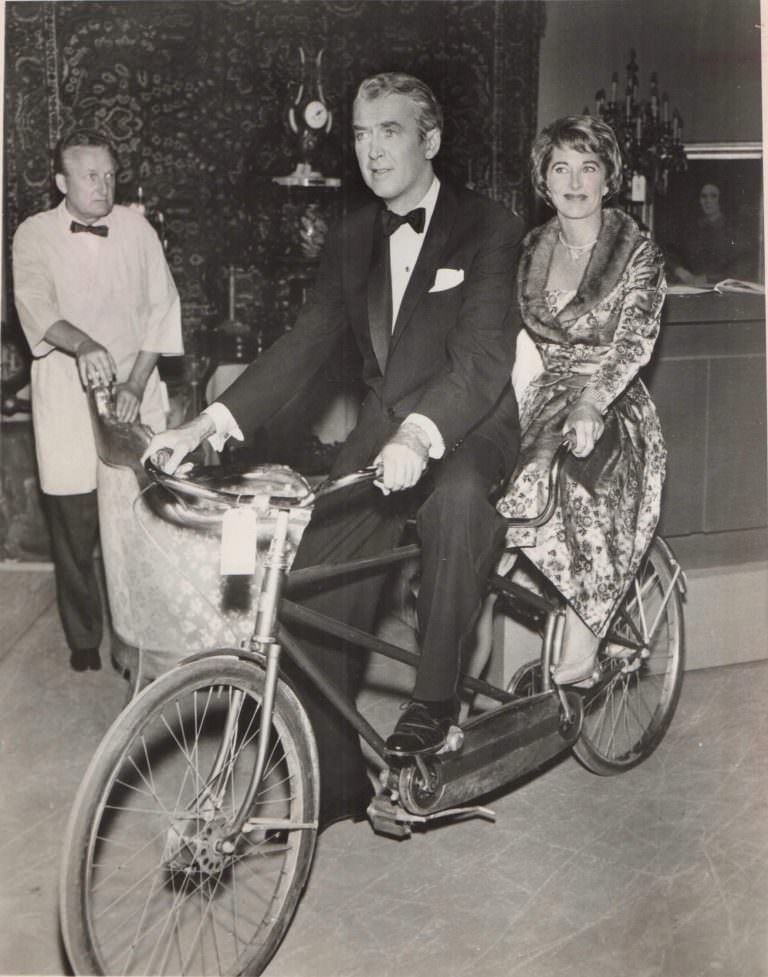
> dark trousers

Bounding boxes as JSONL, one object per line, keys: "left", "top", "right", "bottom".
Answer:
{"left": 44, "top": 492, "right": 103, "bottom": 655}
{"left": 284, "top": 433, "right": 510, "bottom": 826}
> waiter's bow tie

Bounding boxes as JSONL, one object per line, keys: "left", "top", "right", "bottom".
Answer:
{"left": 70, "top": 220, "right": 109, "bottom": 237}
{"left": 381, "top": 207, "right": 426, "bottom": 236}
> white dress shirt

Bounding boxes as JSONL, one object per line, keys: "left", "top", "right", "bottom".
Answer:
{"left": 13, "top": 201, "right": 183, "bottom": 494}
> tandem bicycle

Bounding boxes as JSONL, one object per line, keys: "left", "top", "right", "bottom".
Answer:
{"left": 59, "top": 436, "right": 686, "bottom": 976}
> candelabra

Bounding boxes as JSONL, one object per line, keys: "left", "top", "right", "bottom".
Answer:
{"left": 591, "top": 50, "right": 687, "bottom": 227}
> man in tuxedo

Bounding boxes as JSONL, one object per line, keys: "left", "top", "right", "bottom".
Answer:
{"left": 146, "top": 72, "right": 523, "bottom": 827}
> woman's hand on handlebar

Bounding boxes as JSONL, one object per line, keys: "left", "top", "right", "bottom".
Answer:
{"left": 563, "top": 400, "right": 604, "bottom": 458}
{"left": 141, "top": 414, "right": 216, "bottom": 474}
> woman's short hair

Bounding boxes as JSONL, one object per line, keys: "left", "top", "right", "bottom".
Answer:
{"left": 530, "top": 115, "right": 623, "bottom": 201}
{"left": 356, "top": 72, "right": 443, "bottom": 140}
{"left": 54, "top": 128, "right": 116, "bottom": 176}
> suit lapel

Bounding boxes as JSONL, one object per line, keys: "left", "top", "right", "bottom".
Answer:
{"left": 388, "top": 183, "right": 457, "bottom": 359}
{"left": 367, "top": 212, "right": 392, "bottom": 374}
{"left": 343, "top": 204, "right": 386, "bottom": 375}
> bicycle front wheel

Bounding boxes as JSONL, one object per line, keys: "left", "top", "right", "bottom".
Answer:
{"left": 60, "top": 653, "right": 319, "bottom": 976}
{"left": 573, "top": 538, "right": 685, "bottom": 775}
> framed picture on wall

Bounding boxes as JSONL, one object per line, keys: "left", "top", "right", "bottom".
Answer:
{"left": 654, "top": 142, "right": 764, "bottom": 287}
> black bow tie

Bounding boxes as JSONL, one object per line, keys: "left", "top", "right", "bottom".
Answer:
{"left": 381, "top": 207, "right": 426, "bottom": 236}
{"left": 70, "top": 220, "right": 109, "bottom": 237}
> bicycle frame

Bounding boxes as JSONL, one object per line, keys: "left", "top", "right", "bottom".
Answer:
{"left": 143, "top": 439, "right": 682, "bottom": 840}
{"left": 201, "top": 517, "right": 513, "bottom": 842}
{"left": 59, "top": 391, "right": 688, "bottom": 977}
{"left": 203, "top": 519, "right": 573, "bottom": 843}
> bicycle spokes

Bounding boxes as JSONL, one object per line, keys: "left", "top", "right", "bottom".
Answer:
{"left": 574, "top": 540, "right": 685, "bottom": 773}
{"left": 62, "top": 659, "right": 318, "bottom": 976}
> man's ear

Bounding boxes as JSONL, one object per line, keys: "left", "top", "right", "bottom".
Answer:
{"left": 54, "top": 172, "right": 67, "bottom": 196}
{"left": 424, "top": 127, "right": 441, "bottom": 160}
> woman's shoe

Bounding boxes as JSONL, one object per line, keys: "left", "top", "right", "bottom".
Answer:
{"left": 551, "top": 654, "right": 598, "bottom": 688}
{"left": 554, "top": 610, "right": 601, "bottom": 687}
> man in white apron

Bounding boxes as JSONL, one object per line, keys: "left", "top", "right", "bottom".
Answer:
{"left": 12, "top": 128, "right": 183, "bottom": 671}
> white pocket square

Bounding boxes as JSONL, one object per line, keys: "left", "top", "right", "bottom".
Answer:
{"left": 429, "top": 267, "right": 464, "bottom": 293}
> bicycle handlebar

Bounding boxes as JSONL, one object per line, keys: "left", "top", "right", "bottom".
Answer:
{"left": 311, "top": 465, "right": 380, "bottom": 502}
{"left": 143, "top": 458, "right": 242, "bottom": 504}
{"left": 143, "top": 437, "right": 574, "bottom": 528}
{"left": 143, "top": 457, "right": 379, "bottom": 511}
{"left": 501, "top": 436, "right": 573, "bottom": 529}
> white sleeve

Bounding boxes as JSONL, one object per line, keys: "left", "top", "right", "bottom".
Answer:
{"left": 511, "top": 329, "right": 543, "bottom": 397}
{"left": 202, "top": 402, "right": 244, "bottom": 452}
{"left": 404, "top": 412, "right": 445, "bottom": 459}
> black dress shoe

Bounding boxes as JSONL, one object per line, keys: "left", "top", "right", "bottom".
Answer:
{"left": 385, "top": 699, "right": 455, "bottom": 757}
{"left": 70, "top": 648, "right": 102, "bottom": 672}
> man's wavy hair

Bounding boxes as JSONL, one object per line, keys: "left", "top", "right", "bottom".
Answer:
{"left": 355, "top": 72, "right": 444, "bottom": 140}
{"left": 530, "top": 115, "right": 623, "bottom": 202}
{"left": 54, "top": 128, "right": 116, "bottom": 176}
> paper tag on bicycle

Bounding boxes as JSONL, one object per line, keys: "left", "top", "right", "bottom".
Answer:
{"left": 220, "top": 507, "right": 258, "bottom": 575}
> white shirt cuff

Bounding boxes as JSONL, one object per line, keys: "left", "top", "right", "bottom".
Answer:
{"left": 404, "top": 412, "right": 445, "bottom": 459}
{"left": 202, "top": 402, "right": 244, "bottom": 452}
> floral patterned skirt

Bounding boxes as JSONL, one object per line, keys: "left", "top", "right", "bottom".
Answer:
{"left": 497, "top": 372, "right": 666, "bottom": 636}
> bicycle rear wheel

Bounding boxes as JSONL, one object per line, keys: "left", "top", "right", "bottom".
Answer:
{"left": 60, "top": 653, "right": 319, "bottom": 976}
{"left": 573, "top": 538, "right": 685, "bottom": 775}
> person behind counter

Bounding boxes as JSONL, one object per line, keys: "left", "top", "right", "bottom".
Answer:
{"left": 496, "top": 114, "right": 668, "bottom": 687}
{"left": 12, "top": 128, "right": 183, "bottom": 672}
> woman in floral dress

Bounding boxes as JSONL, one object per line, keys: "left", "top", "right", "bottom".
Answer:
{"left": 497, "top": 116, "right": 667, "bottom": 685}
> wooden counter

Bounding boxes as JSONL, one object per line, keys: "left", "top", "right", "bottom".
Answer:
{"left": 644, "top": 292, "right": 767, "bottom": 537}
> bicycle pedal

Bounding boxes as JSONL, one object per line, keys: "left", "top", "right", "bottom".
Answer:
{"left": 366, "top": 794, "right": 412, "bottom": 839}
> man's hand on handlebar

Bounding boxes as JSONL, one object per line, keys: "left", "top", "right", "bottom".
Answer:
{"left": 563, "top": 399, "right": 604, "bottom": 458}
{"left": 373, "top": 421, "right": 431, "bottom": 495}
{"left": 142, "top": 414, "right": 216, "bottom": 474}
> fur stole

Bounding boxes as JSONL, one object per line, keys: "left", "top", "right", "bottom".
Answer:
{"left": 518, "top": 208, "right": 651, "bottom": 337}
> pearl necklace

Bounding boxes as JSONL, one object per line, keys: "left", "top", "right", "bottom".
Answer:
{"left": 558, "top": 231, "right": 598, "bottom": 262}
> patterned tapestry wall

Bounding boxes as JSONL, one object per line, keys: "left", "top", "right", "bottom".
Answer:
{"left": 4, "top": 0, "right": 545, "bottom": 355}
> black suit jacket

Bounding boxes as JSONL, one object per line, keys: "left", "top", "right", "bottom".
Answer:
{"left": 218, "top": 182, "right": 524, "bottom": 474}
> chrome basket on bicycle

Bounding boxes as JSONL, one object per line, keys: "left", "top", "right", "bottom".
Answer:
{"left": 87, "top": 384, "right": 312, "bottom": 681}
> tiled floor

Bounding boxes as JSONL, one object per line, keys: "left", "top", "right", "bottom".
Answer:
{"left": 1, "top": 564, "right": 767, "bottom": 977}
